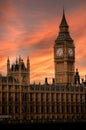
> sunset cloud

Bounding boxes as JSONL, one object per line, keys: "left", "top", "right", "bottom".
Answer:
{"left": 0, "top": 0, "right": 86, "bottom": 83}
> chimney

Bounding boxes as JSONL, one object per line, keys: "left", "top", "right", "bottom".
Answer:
{"left": 45, "top": 78, "right": 48, "bottom": 85}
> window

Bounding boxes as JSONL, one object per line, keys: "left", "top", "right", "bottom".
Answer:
{"left": 22, "top": 93, "right": 27, "bottom": 101}
{"left": 46, "top": 93, "right": 50, "bottom": 102}
{"left": 41, "top": 105, "right": 45, "bottom": 113}
{"left": 15, "top": 106, "right": 19, "bottom": 113}
{"left": 67, "top": 105, "right": 70, "bottom": 113}
{"left": 62, "top": 105, "right": 65, "bottom": 113}
{"left": 41, "top": 94, "right": 44, "bottom": 103}
{"left": 2, "top": 106, "right": 6, "bottom": 114}
{"left": 9, "top": 106, "right": 13, "bottom": 114}
{"left": 51, "top": 93, "right": 54, "bottom": 103}
{"left": 30, "top": 93, "right": 33, "bottom": 102}
{"left": 30, "top": 105, "right": 33, "bottom": 113}
{"left": 36, "top": 93, "right": 39, "bottom": 102}
{"left": 56, "top": 104, "right": 60, "bottom": 113}
{"left": 71, "top": 105, "right": 74, "bottom": 113}
{"left": 56, "top": 94, "right": 59, "bottom": 102}
{"left": 46, "top": 105, "right": 50, "bottom": 114}
{"left": 76, "top": 105, "right": 79, "bottom": 113}
{"left": 52, "top": 105, "right": 54, "bottom": 113}
{"left": 22, "top": 105, "right": 27, "bottom": 113}
{"left": 15, "top": 93, "right": 19, "bottom": 102}
{"left": 36, "top": 105, "right": 39, "bottom": 113}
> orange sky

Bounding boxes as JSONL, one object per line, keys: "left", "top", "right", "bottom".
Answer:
{"left": 0, "top": 0, "right": 86, "bottom": 84}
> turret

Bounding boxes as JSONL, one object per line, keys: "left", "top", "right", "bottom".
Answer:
{"left": 45, "top": 77, "right": 48, "bottom": 85}
{"left": 52, "top": 78, "right": 55, "bottom": 85}
{"left": 74, "top": 69, "right": 80, "bottom": 85}
{"left": 7, "top": 57, "right": 10, "bottom": 75}
{"left": 7, "top": 56, "right": 30, "bottom": 85}
{"left": 27, "top": 56, "right": 30, "bottom": 71}
{"left": 27, "top": 56, "right": 30, "bottom": 85}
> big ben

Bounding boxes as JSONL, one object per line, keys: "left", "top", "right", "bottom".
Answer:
{"left": 54, "top": 9, "right": 75, "bottom": 85}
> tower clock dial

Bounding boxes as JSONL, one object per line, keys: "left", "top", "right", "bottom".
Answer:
{"left": 68, "top": 48, "right": 73, "bottom": 56}
{"left": 56, "top": 48, "right": 63, "bottom": 56}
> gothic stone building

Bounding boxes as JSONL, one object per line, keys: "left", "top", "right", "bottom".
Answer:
{"left": 0, "top": 10, "right": 86, "bottom": 123}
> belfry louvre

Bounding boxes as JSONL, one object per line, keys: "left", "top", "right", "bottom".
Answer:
{"left": 0, "top": 10, "right": 86, "bottom": 123}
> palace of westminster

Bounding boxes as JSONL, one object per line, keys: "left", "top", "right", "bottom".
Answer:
{"left": 0, "top": 10, "right": 86, "bottom": 123}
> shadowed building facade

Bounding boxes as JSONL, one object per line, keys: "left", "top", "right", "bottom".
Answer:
{"left": 0, "top": 10, "right": 86, "bottom": 123}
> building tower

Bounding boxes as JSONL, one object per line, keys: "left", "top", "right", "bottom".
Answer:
{"left": 54, "top": 9, "right": 75, "bottom": 85}
{"left": 7, "top": 56, "right": 30, "bottom": 85}
{"left": 7, "top": 57, "right": 10, "bottom": 74}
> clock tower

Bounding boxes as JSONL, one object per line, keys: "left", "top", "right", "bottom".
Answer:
{"left": 54, "top": 10, "right": 75, "bottom": 85}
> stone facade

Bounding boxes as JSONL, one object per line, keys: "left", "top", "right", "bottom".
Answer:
{"left": 0, "top": 10, "right": 86, "bottom": 123}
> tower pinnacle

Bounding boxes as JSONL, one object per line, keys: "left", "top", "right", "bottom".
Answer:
{"left": 55, "top": 9, "right": 73, "bottom": 43}
{"left": 60, "top": 8, "right": 68, "bottom": 28}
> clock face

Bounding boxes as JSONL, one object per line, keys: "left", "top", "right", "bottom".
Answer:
{"left": 56, "top": 48, "right": 63, "bottom": 56}
{"left": 68, "top": 48, "right": 73, "bottom": 56}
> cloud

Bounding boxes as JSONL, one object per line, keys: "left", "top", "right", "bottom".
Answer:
{"left": 0, "top": 0, "right": 86, "bottom": 83}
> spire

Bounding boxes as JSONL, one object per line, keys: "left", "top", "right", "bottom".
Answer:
{"left": 19, "top": 55, "right": 21, "bottom": 63}
{"left": 27, "top": 56, "right": 30, "bottom": 65}
{"left": 27, "top": 56, "right": 29, "bottom": 62}
{"left": 16, "top": 58, "right": 18, "bottom": 64}
{"left": 27, "top": 56, "right": 30, "bottom": 70}
{"left": 7, "top": 57, "right": 10, "bottom": 64}
{"left": 55, "top": 9, "right": 73, "bottom": 43}
{"left": 76, "top": 68, "right": 78, "bottom": 73}
{"left": 60, "top": 8, "right": 68, "bottom": 28}
{"left": 7, "top": 57, "right": 10, "bottom": 74}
